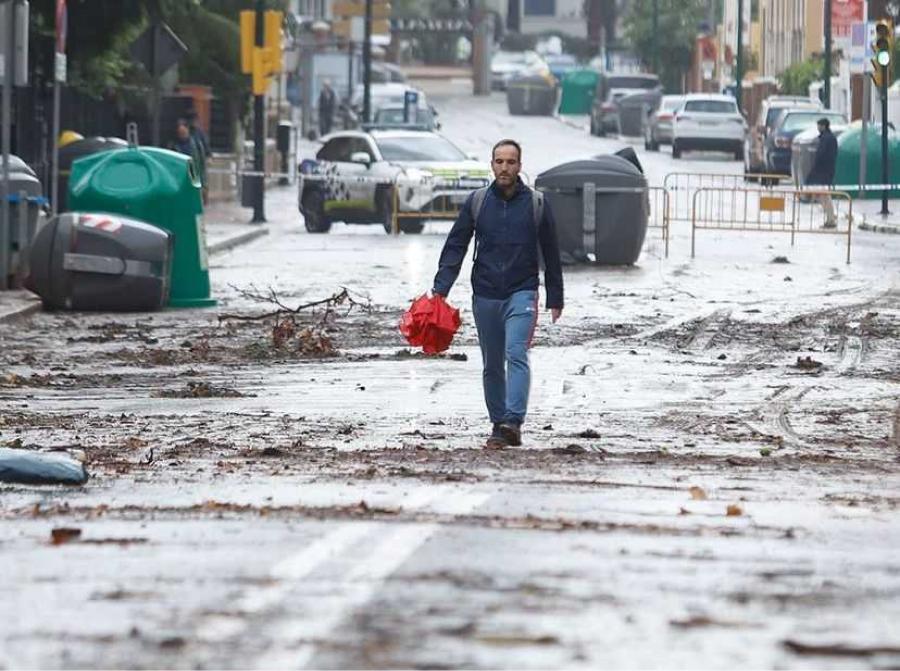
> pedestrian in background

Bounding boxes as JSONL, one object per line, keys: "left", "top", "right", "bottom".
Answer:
{"left": 318, "top": 79, "right": 336, "bottom": 137}
{"left": 432, "top": 139, "right": 564, "bottom": 449}
{"left": 185, "top": 109, "right": 210, "bottom": 205}
{"left": 806, "top": 117, "right": 838, "bottom": 228}
{"left": 170, "top": 118, "right": 207, "bottom": 205}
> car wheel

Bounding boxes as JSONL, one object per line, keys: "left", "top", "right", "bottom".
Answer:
{"left": 379, "top": 188, "right": 397, "bottom": 234}
{"left": 301, "top": 190, "right": 331, "bottom": 233}
{"left": 672, "top": 141, "right": 682, "bottom": 159}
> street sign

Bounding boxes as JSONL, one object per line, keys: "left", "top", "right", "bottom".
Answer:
{"left": 832, "top": 0, "right": 866, "bottom": 48}
{"left": 130, "top": 22, "right": 188, "bottom": 76}
{"left": 54, "top": 52, "right": 66, "bottom": 83}
{"left": 332, "top": 1, "right": 391, "bottom": 19}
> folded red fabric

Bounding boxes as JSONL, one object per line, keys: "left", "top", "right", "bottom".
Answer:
{"left": 399, "top": 294, "right": 461, "bottom": 354}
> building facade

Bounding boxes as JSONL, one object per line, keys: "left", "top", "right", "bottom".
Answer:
{"left": 759, "top": 0, "right": 824, "bottom": 77}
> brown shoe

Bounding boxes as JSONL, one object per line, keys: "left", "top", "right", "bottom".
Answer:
{"left": 485, "top": 423, "right": 508, "bottom": 449}
{"left": 498, "top": 422, "right": 522, "bottom": 446}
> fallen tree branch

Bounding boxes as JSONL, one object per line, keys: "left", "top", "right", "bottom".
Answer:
{"left": 218, "top": 286, "right": 369, "bottom": 322}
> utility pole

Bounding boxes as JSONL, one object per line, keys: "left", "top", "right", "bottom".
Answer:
{"left": 880, "top": 69, "right": 889, "bottom": 215}
{"left": 252, "top": 0, "right": 266, "bottom": 223}
{"left": 652, "top": 0, "right": 659, "bottom": 75}
{"left": 824, "top": 0, "right": 832, "bottom": 108}
{"left": 362, "top": 0, "right": 373, "bottom": 123}
{"left": 735, "top": 0, "right": 744, "bottom": 111}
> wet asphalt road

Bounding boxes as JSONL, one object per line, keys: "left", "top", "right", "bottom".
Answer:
{"left": 2, "top": 86, "right": 900, "bottom": 669}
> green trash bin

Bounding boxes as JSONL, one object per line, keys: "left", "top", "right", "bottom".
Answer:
{"left": 68, "top": 145, "right": 215, "bottom": 307}
{"left": 831, "top": 123, "right": 900, "bottom": 199}
{"left": 559, "top": 69, "right": 599, "bottom": 116}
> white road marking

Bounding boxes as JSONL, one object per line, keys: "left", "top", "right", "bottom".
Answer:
{"left": 253, "top": 489, "right": 491, "bottom": 669}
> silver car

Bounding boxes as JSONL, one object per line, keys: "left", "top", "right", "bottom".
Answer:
{"left": 644, "top": 95, "right": 684, "bottom": 150}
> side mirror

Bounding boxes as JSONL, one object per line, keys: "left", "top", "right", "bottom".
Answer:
{"left": 430, "top": 104, "right": 439, "bottom": 117}
{"left": 350, "top": 151, "right": 371, "bottom": 167}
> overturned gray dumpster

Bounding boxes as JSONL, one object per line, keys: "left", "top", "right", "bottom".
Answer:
{"left": 26, "top": 212, "right": 173, "bottom": 311}
{"left": 535, "top": 155, "right": 649, "bottom": 265}
{"left": 506, "top": 73, "right": 558, "bottom": 116}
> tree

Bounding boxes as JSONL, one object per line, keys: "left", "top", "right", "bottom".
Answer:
{"left": 622, "top": 0, "right": 706, "bottom": 93}
{"left": 778, "top": 56, "right": 822, "bottom": 96}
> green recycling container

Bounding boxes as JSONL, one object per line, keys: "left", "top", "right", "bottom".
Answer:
{"left": 68, "top": 146, "right": 215, "bottom": 307}
{"left": 832, "top": 124, "right": 900, "bottom": 199}
{"left": 558, "top": 69, "right": 599, "bottom": 115}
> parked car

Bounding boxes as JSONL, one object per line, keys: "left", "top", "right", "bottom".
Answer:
{"left": 544, "top": 53, "right": 579, "bottom": 82}
{"left": 298, "top": 129, "right": 489, "bottom": 234}
{"left": 490, "top": 50, "right": 547, "bottom": 91}
{"left": 350, "top": 83, "right": 429, "bottom": 119}
{"left": 644, "top": 95, "right": 685, "bottom": 150}
{"left": 370, "top": 62, "right": 406, "bottom": 84}
{"left": 744, "top": 95, "right": 823, "bottom": 174}
{"left": 589, "top": 73, "right": 662, "bottom": 136}
{"left": 671, "top": 94, "right": 747, "bottom": 159}
{"left": 764, "top": 110, "right": 847, "bottom": 175}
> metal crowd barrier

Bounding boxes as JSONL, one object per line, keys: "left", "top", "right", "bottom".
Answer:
{"left": 690, "top": 187, "right": 853, "bottom": 264}
{"left": 663, "top": 171, "right": 793, "bottom": 224}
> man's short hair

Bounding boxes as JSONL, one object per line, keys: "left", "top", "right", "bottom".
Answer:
{"left": 818, "top": 117, "right": 830, "bottom": 129}
{"left": 492, "top": 139, "right": 522, "bottom": 161}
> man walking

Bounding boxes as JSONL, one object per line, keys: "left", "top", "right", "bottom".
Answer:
{"left": 432, "top": 139, "right": 564, "bottom": 448}
{"left": 806, "top": 117, "right": 839, "bottom": 228}
{"left": 318, "top": 80, "right": 337, "bottom": 137}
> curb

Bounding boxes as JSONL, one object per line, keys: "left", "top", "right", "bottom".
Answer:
{"left": 208, "top": 226, "right": 269, "bottom": 255}
{"left": 0, "top": 297, "right": 42, "bottom": 324}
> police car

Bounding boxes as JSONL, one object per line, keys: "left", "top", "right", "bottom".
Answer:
{"left": 298, "top": 127, "right": 490, "bottom": 234}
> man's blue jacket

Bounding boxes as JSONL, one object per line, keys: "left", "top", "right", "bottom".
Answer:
{"left": 433, "top": 178, "right": 564, "bottom": 309}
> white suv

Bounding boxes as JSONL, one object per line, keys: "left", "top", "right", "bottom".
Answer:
{"left": 298, "top": 128, "right": 490, "bottom": 234}
{"left": 671, "top": 94, "right": 747, "bottom": 160}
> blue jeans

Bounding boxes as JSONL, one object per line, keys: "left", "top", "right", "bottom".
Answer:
{"left": 472, "top": 290, "right": 538, "bottom": 426}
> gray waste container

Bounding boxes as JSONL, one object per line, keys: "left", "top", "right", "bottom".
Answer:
{"left": 26, "top": 212, "right": 173, "bottom": 311}
{"left": 617, "top": 91, "right": 661, "bottom": 137}
{"left": 3, "top": 158, "right": 47, "bottom": 285}
{"left": 506, "top": 74, "right": 558, "bottom": 116}
{"left": 535, "top": 156, "right": 649, "bottom": 265}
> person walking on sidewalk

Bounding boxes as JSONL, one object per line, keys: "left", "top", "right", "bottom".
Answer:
{"left": 806, "top": 117, "right": 839, "bottom": 228}
{"left": 432, "top": 139, "right": 564, "bottom": 448}
{"left": 318, "top": 80, "right": 337, "bottom": 137}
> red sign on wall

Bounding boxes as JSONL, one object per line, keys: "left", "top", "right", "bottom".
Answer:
{"left": 832, "top": 0, "right": 865, "bottom": 39}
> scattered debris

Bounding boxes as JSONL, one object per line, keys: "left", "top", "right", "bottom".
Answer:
{"left": 551, "top": 444, "right": 588, "bottom": 455}
{"left": 575, "top": 429, "right": 602, "bottom": 439}
{"left": 154, "top": 382, "right": 248, "bottom": 399}
{"left": 782, "top": 640, "right": 900, "bottom": 657}
{"left": 794, "top": 356, "right": 823, "bottom": 371}
{"left": 50, "top": 528, "right": 82, "bottom": 545}
{"left": 689, "top": 486, "right": 707, "bottom": 500}
{"left": 759, "top": 448, "right": 772, "bottom": 457}
{"left": 726, "top": 504, "right": 743, "bottom": 517}
{"left": 771, "top": 256, "right": 790, "bottom": 264}
{"left": 0, "top": 448, "right": 89, "bottom": 485}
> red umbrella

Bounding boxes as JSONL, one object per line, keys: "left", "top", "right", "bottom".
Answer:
{"left": 399, "top": 294, "right": 461, "bottom": 354}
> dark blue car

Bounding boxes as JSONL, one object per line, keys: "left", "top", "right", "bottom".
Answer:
{"left": 765, "top": 110, "right": 847, "bottom": 175}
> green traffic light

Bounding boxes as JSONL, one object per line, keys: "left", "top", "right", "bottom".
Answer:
{"left": 877, "top": 49, "right": 891, "bottom": 66}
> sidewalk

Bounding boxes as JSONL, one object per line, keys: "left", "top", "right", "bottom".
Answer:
{"left": 0, "top": 194, "right": 281, "bottom": 323}
{"left": 852, "top": 198, "right": 900, "bottom": 234}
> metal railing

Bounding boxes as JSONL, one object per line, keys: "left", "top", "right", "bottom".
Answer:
{"left": 690, "top": 187, "right": 853, "bottom": 264}
{"left": 663, "top": 171, "right": 793, "bottom": 224}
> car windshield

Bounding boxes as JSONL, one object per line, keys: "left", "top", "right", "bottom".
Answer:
{"left": 683, "top": 100, "right": 737, "bottom": 113}
{"left": 375, "top": 108, "right": 434, "bottom": 124}
{"left": 765, "top": 104, "right": 817, "bottom": 129}
{"left": 376, "top": 135, "right": 466, "bottom": 161}
{"left": 780, "top": 112, "right": 845, "bottom": 132}
{"left": 608, "top": 76, "right": 658, "bottom": 89}
{"left": 661, "top": 97, "right": 684, "bottom": 111}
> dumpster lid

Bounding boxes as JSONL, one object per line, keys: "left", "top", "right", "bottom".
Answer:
{"left": 508, "top": 72, "right": 556, "bottom": 88}
{"left": 535, "top": 156, "right": 647, "bottom": 190}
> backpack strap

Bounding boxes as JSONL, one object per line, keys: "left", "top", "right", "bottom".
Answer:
{"left": 469, "top": 186, "right": 490, "bottom": 230}
{"left": 532, "top": 189, "right": 544, "bottom": 230}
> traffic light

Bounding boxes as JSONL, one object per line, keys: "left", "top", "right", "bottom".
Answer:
{"left": 239, "top": 10, "right": 284, "bottom": 94}
{"left": 871, "top": 18, "right": 894, "bottom": 88}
